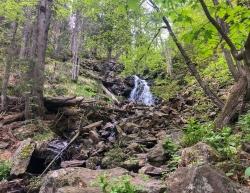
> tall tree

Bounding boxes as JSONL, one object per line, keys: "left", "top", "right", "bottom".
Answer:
{"left": 148, "top": 0, "right": 224, "bottom": 109}
{"left": 25, "top": 0, "right": 53, "bottom": 118}
{"left": 1, "top": 22, "right": 18, "bottom": 111}
{"left": 198, "top": 0, "right": 250, "bottom": 127}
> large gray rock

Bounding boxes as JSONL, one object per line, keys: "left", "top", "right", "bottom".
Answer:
{"left": 165, "top": 164, "right": 250, "bottom": 193}
{"left": 179, "top": 142, "right": 220, "bottom": 167}
{"left": 147, "top": 143, "right": 167, "bottom": 166}
{"left": 10, "top": 138, "right": 35, "bottom": 176}
{"left": 39, "top": 167, "right": 167, "bottom": 193}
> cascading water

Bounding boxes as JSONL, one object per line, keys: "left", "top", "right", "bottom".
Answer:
{"left": 129, "top": 75, "right": 155, "bottom": 106}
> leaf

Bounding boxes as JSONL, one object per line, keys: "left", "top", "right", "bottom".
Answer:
{"left": 127, "top": 0, "right": 139, "bottom": 9}
{"left": 245, "top": 167, "right": 250, "bottom": 177}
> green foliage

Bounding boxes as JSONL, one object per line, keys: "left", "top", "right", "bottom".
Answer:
{"left": 163, "top": 138, "right": 178, "bottom": 155}
{"left": 0, "top": 160, "right": 11, "bottom": 181}
{"left": 202, "top": 56, "right": 233, "bottom": 86}
{"left": 182, "top": 118, "right": 213, "bottom": 147}
{"left": 182, "top": 119, "right": 241, "bottom": 158}
{"left": 98, "top": 175, "right": 139, "bottom": 193}
{"left": 245, "top": 167, "right": 250, "bottom": 177}
{"left": 237, "top": 112, "right": 250, "bottom": 142}
{"left": 152, "top": 78, "right": 180, "bottom": 101}
{"left": 163, "top": 138, "right": 181, "bottom": 171}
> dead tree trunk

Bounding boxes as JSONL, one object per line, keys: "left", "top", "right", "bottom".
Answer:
{"left": 149, "top": 0, "right": 224, "bottom": 109}
{"left": 70, "top": 12, "right": 82, "bottom": 82}
{"left": 25, "top": 0, "right": 53, "bottom": 119}
{"left": 1, "top": 22, "right": 18, "bottom": 111}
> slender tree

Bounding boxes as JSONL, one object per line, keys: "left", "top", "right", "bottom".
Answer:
{"left": 1, "top": 22, "right": 18, "bottom": 111}
{"left": 25, "top": 0, "right": 53, "bottom": 118}
{"left": 198, "top": 0, "right": 250, "bottom": 127}
{"left": 148, "top": 0, "right": 224, "bottom": 109}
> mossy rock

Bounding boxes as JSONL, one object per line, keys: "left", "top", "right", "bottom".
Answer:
{"left": 10, "top": 138, "right": 35, "bottom": 176}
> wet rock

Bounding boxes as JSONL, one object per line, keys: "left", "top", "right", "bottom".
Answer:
{"left": 147, "top": 143, "right": 167, "bottom": 166}
{"left": 10, "top": 138, "right": 36, "bottom": 176}
{"left": 179, "top": 142, "right": 220, "bottom": 167}
{"left": 165, "top": 164, "right": 250, "bottom": 193}
{"left": 39, "top": 167, "right": 167, "bottom": 193}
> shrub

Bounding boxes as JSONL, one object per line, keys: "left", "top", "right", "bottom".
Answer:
{"left": 0, "top": 160, "right": 11, "bottom": 181}
{"left": 98, "top": 175, "right": 139, "bottom": 193}
{"left": 163, "top": 138, "right": 180, "bottom": 171}
{"left": 237, "top": 112, "right": 250, "bottom": 142}
{"left": 182, "top": 119, "right": 241, "bottom": 159}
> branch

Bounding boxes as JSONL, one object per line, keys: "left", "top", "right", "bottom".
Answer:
{"left": 198, "top": 0, "right": 239, "bottom": 58}
{"left": 136, "top": 26, "right": 165, "bottom": 64}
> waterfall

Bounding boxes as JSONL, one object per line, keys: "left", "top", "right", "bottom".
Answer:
{"left": 129, "top": 75, "right": 155, "bottom": 106}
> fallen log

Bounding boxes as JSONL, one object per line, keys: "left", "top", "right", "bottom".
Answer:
{"left": 0, "top": 112, "right": 25, "bottom": 126}
{"left": 101, "top": 84, "right": 120, "bottom": 104}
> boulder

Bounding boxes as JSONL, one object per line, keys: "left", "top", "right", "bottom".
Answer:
{"left": 39, "top": 167, "right": 167, "bottom": 193}
{"left": 10, "top": 138, "right": 35, "bottom": 176}
{"left": 147, "top": 143, "right": 167, "bottom": 166}
{"left": 179, "top": 142, "right": 219, "bottom": 167}
{"left": 139, "top": 164, "right": 167, "bottom": 177}
{"left": 165, "top": 164, "right": 250, "bottom": 193}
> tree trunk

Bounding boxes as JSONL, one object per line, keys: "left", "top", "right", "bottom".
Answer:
{"left": 213, "top": 0, "right": 239, "bottom": 81}
{"left": 149, "top": 0, "right": 224, "bottom": 109}
{"left": 107, "top": 46, "right": 112, "bottom": 61}
{"left": 70, "top": 12, "right": 82, "bottom": 82}
{"left": 1, "top": 22, "right": 18, "bottom": 111}
{"left": 222, "top": 46, "right": 239, "bottom": 80}
{"left": 215, "top": 72, "right": 247, "bottom": 128}
{"left": 199, "top": 0, "right": 250, "bottom": 127}
{"left": 19, "top": 8, "right": 32, "bottom": 59}
{"left": 25, "top": 0, "right": 53, "bottom": 119}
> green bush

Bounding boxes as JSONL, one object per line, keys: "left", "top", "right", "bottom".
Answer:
{"left": 98, "top": 175, "right": 139, "bottom": 193}
{"left": 237, "top": 112, "right": 250, "bottom": 142}
{"left": 0, "top": 161, "right": 11, "bottom": 181}
{"left": 182, "top": 118, "right": 213, "bottom": 147}
{"left": 182, "top": 119, "right": 241, "bottom": 159}
{"left": 163, "top": 138, "right": 181, "bottom": 171}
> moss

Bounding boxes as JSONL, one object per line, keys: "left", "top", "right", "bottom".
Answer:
{"left": 20, "top": 144, "right": 34, "bottom": 159}
{"left": 102, "top": 147, "right": 127, "bottom": 168}
{"left": 27, "top": 177, "right": 42, "bottom": 192}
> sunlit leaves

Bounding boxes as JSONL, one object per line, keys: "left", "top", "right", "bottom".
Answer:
{"left": 0, "top": 0, "right": 36, "bottom": 21}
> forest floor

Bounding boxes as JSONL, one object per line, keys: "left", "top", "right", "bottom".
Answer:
{"left": 0, "top": 59, "right": 250, "bottom": 193}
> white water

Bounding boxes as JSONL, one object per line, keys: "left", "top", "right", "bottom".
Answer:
{"left": 129, "top": 75, "right": 155, "bottom": 106}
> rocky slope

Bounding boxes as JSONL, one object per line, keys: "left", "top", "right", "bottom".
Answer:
{"left": 0, "top": 59, "right": 250, "bottom": 193}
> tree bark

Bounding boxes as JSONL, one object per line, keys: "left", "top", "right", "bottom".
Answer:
{"left": 70, "top": 12, "right": 82, "bottom": 82}
{"left": 26, "top": 0, "right": 53, "bottom": 118}
{"left": 19, "top": 8, "right": 33, "bottom": 59}
{"left": 212, "top": 0, "right": 239, "bottom": 81}
{"left": 1, "top": 22, "right": 18, "bottom": 111}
